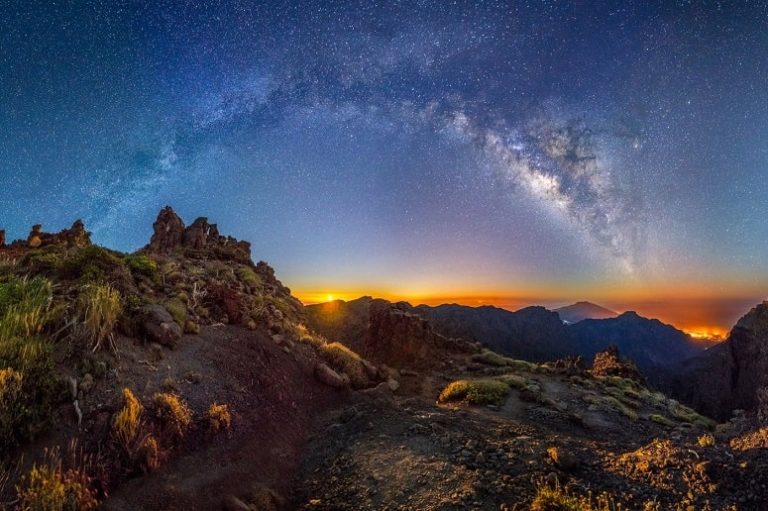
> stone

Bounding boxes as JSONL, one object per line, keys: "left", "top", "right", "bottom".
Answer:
{"left": 0, "top": 229, "right": 5, "bottom": 248}
{"left": 140, "top": 304, "right": 182, "bottom": 348}
{"left": 314, "top": 362, "right": 349, "bottom": 389}
{"left": 386, "top": 378, "right": 400, "bottom": 392}
{"left": 547, "top": 446, "right": 579, "bottom": 471}
{"left": 221, "top": 495, "right": 251, "bottom": 511}
{"left": 27, "top": 224, "right": 42, "bottom": 248}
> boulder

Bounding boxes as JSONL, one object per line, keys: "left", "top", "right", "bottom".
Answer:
{"left": 140, "top": 304, "right": 182, "bottom": 348}
{"left": 547, "top": 446, "right": 579, "bottom": 471}
{"left": 0, "top": 229, "right": 5, "bottom": 248}
{"left": 314, "top": 362, "right": 349, "bottom": 389}
{"left": 27, "top": 224, "right": 42, "bottom": 248}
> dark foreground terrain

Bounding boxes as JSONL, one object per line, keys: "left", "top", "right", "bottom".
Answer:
{"left": 1, "top": 209, "right": 767, "bottom": 511}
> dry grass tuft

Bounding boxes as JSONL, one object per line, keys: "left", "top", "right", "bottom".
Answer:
{"left": 76, "top": 283, "right": 123, "bottom": 353}
{"left": 206, "top": 403, "right": 232, "bottom": 434}
{"left": 113, "top": 388, "right": 143, "bottom": 454}
{"left": 16, "top": 444, "right": 98, "bottom": 511}
{"left": 154, "top": 392, "right": 192, "bottom": 440}
{"left": 438, "top": 379, "right": 510, "bottom": 406}
{"left": 319, "top": 342, "right": 368, "bottom": 388}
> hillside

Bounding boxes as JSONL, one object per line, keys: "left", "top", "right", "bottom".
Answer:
{"left": 662, "top": 302, "right": 768, "bottom": 421}
{"left": 555, "top": 301, "right": 618, "bottom": 324}
{"left": 0, "top": 210, "right": 766, "bottom": 510}
{"left": 568, "top": 311, "right": 703, "bottom": 372}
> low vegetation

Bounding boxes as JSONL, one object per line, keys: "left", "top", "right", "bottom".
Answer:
{"left": 530, "top": 482, "right": 620, "bottom": 511}
{"left": 113, "top": 388, "right": 143, "bottom": 455}
{"left": 154, "top": 392, "right": 192, "bottom": 440}
{"left": 438, "top": 379, "right": 510, "bottom": 406}
{"left": 75, "top": 283, "right": 123, "bottom": 353}
{"left": 320, "top": 342, "right": 368, "bottom": 388}
{"left": 16, "top": 445, "right": 99, "bottom": 511}
{"left": 206, "top": 402, "right": 232, "bottom": 434}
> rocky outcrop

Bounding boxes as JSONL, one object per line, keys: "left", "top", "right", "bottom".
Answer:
{"left": 306, "top": 297, "right": 477, "bottom": 370}
{"left": 591, "top": 345, "right": 644, "bottom": 383}
{"left": 663, "top": 302, "right": 768, "bottom": 421}
{"left": 0, "top": 220, "right": 92, "bottom": 251}
{"left": 145, "top": 207, "right": 251, "bottom": 262}
{"left": 147, "top": 206, "right": 185, "bottom": 254}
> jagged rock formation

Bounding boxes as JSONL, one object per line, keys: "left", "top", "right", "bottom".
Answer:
{"left": 591, "top": 345, "right": 645, "bottom": 383}
{"left": 0, "top": 219, "right": 92, "bottom": 250}
{"left": 306, "top": 297, "right": 477, "bottom": 370}
{"left": 664, "top": 302, "right": 768, "bottom": 421}
{"left": 145, "top": 206, "right": 251, "bottom": 262}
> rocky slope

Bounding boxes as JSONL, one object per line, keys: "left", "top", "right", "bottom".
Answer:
{"left": 663, "top": 302, "right": 768, "bottom": 421}
{"left": 568, "top": 311, "right": 703, "bottom": 372}
{"left": 1, "top": 210, "right": 766, "bottom": 510}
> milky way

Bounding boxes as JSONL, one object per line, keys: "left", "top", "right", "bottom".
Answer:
{"left": 1, "top": 1, "right": 767, "bottom": 323}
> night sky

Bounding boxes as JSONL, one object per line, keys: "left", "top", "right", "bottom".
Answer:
{"left": 2, "top": 1, "right": 767, "bottom": 333}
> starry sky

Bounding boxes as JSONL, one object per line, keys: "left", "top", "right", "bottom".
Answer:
{"left": 2, "top": 1, "right": 767, "bottom": 334}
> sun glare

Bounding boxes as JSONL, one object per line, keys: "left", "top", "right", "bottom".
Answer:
{"left": 326, "top": 294, "right": 334, "bottom": 302}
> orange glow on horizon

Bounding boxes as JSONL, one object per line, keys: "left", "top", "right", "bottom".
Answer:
{"left": 294, "top": 288, "right": 756, "bottom": 336}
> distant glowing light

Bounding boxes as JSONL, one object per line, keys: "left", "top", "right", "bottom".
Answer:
{"left": 326, "top": 294, "right": 334, "bottom": 302}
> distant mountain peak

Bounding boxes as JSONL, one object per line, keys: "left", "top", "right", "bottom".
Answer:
{"left": 555, "top": 301, "right": 617, "bottom": 324}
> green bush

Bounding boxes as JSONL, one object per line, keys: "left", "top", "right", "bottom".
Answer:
{"left": 319, "top": 342, "right": 368, "bottom": 388}
{"left": 124, "top": 254, "right": 158, "bottom": 278}
{"left": 236, "top": 266, "right": 262, "bottom": 289}
{"left": 60, "top": 246, "right": 124, "bottom": 282}
{"left": 438, "top": 379, "right": 510, "bottom": 406}
{"left": 164, "top": 298, "right": 187, "bottom": 326}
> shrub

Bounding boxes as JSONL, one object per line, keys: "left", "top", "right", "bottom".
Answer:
{"left": 438, "top": 379, "right": 510, "bottom": 406}
{"left": 136, "top": 435, "right": 160, "bottom": 472}
{"left": 113, "top": 388, "right": 143, "bottom": 454}
{"left": 530, "top": 481, "right": 619, "bottom": 511}
{"left": 697, "top": 433, "right": 716, "bottom": 448}
{"left": 60, "top": 246, "right": 124, "bottom": 282}
{"left": 649, "top": 414, "right": 676, "bottom": 428}
{"left": 0, "top": 275, "right": 55, "bottom": 342}
{"left": 76, "top": 283, "right": 123, "bottom": 353}
{"left": 472, "top": 349, "right": 511, "bottom": 367}
{"left": 206, "top": 403, "right": 232, "bottom": 434}
{"left": 496, "top": 373, "right": 528, "bottom": 389}
{"left": 236, "top": 266, "right": 262, "bottom": 289}
{"left": 669, "top": 401, "right": 716, "bottom": 430}
{"left": 124, "top": 254, "right": 158, "bottom": 278}
{"left": 164, "top": 298, "right": 187, "bottom": 326}
{"left": 319, "top": 342, "right": 368, "bottom": 388}
{"left": 16, "top": 446, "right": 98, "bottom": 511}
{"left": 0, "top": 339, "right": 59, "bottom": 455}
{"left": 154, "top": 393, "right": 192, "bottom": 440}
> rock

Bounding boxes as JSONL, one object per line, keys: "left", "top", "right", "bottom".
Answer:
{"left": 315, "top": 363, "right": 349, "bottom": 389}
{"left": 591, "top": 345, "right": 644, "bottom": 383}
{"left": 222, "top": 495, "right": 251, "bottom": 511}
{"left": 248, "top": 483, "right": 284, "bottom": 511}
{"left": 149, "top": 342, "right": 164, "bottom": 362}
{"left": 0, "top": 229, "right": 4, "bottom": 248}
{"left": 361, "top": 359, "right": 378, "bottom": 379}
{"left": 547, "top": 446, "right": 579, "bottom": 471}
{"left": 147, "top": 206, "right": 186, "bottom": 254}
{"left": 140, "top": 304, "right": 182, "bottom": 348}
{"left": 361, "top": 382, "right": 395, "bottom": 401}
{"left": 386, "top": 378, "right": 400, "bottom": 392}
{"left": 247, "top": 320, "right": 257, "bottom": 331}
{"left": 27, "top": 224, "right": 42, "bottom": 248}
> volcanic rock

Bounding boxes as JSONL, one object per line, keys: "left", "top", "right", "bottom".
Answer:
{"left": 140, "top": 304, "right": 183, "bottom": 348}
